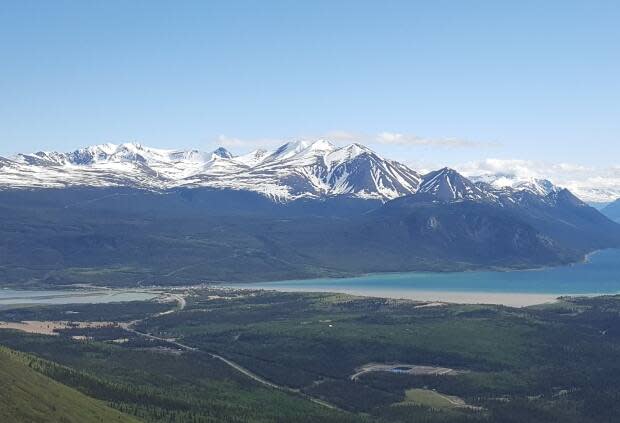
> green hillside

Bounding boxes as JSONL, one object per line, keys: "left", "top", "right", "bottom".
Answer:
{"left": 0, "top": 346, "right": 141, "bottom": 423}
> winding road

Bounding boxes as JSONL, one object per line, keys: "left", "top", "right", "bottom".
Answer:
{"left": 127, "top": 291, "right": 340, "bottom": 411}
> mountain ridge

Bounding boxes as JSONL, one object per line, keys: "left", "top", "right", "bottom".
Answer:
{"left": 1, "top": 140, "right": 424, "bottom": 201}
{"left": 1, "top": 141, "right": 574, "bottom": 204}
{"left": 2, "top": 141, "right": 619, "bottom": 287}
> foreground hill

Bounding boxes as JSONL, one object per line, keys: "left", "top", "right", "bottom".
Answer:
{"left": 0, "top": 346, "right": 141, "bottom": 423}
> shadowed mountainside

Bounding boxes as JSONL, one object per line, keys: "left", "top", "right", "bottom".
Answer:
{"left": 1, "top": 185, "right": 619, "bottom": 287}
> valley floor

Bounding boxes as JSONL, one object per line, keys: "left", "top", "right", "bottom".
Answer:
{"left": 1, "top": 288, "right": 620, "bottom": 422}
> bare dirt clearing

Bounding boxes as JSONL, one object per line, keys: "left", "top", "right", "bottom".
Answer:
{"left": 0, "top": 320, "right": 119, "bottom": 336}
{"left": 350, "top": 363, "right": 463, "bottom": 380}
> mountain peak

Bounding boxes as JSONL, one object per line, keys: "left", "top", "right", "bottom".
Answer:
{"left": 436, "top": 167, "right": 459, "bottom": 176}
{"left": 469, "top": 173, "right": 562, "bottom": 198}
{"left": 85, "top": 142, "right": 119, "bottom": 155}
{"left": 346, "top": 143, "right": 373, "bottom": 154}
{"left": 269, "top": 140, "right": 310, "bottom": 160}
{"left": 307, "top": 139, "right": 335, "bottom": 151}
{"left": 119, "top": 142, "right": 143, "bottom": 150}
{"left": 0, "top": 141, "right": 584, "bottom": 204}
{"left": 324, "top": 143, "right": 374, "bottom": 167}
{"left": 418, "top": 168, "right": 491, "bottom": 202}
{"left": 212, "top": 147, "right": 233, "bottom": 159}
{"left": 513, "top": 178, "right": 559, "bottom": 196}
{"left": 421, "top": 167, "right": 466, "bottom": 183}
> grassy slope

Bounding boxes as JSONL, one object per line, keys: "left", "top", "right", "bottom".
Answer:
{"left": 0, "top": 333, "right": 362, "bottom": 423}
{"left": 0, "top": 347, "right": 141, "bottom": 423}
{"left": 398, "top": 388, "right": 464, "bottom": 409}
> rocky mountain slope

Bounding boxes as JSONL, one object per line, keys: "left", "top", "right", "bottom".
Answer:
{"left": 0, "top": 141, "right": 422, "bottom": 201}
{"left": 1, "top": 142, "right": 619, "bottom": 286}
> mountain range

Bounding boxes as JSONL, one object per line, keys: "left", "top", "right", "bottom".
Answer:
{"left": 1, "top": 141, "right": 619, "bottom": 287}
{"left": 0, "top": 141, "right": 584, "bottom": 203}
{"left": 0, "top": 141, "right": 422, "bottom": 201}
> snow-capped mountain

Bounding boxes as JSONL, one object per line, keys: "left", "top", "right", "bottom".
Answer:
{"left": 469, "top": 173, "right": 560, "bottom": 197}
{"left": 406, "top": 167, "right": 579, "bottom": 210}
{"left": 0, "top": 140, "right": 590, "bottom": 206}
{"left": 418, "top": 168, "right": 497, "bottom": 202}
{"left": 0, "top": 141, "right": 422, "bottom": 201}
{"left": 462, "top": 165, "right": 620, "bottom": 205}
{"left": 2, "top": 144, "right": 618, "bottom": 285}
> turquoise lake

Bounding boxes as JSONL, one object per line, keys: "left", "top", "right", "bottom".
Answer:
{"left": 231, "top": 249, "right": 620, "bottom": 306}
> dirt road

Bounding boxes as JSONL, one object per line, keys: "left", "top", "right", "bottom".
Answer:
{"left": 128, "top": 293, "right": 340, "bottom": 411}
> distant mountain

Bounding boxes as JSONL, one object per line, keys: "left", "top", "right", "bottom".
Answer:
{"left": 466, "top": 170, "right": 620, "bottom": 204}
{"left": 0, "top": 169, "right": 618, "bottom": 287}
{"left": 3, "top": 141, "right": 610, "bottom": 208}
{"left": 376, "top": 169, "right": 620, "bottom": 261}
{"left": 0, "top": 141, "right": 422, "bottom": 201}
{"left": 469, "top": 174, "right": 559, "bottom": 197}
{"left": 602, "top": 199, "right": 620, "bottom": 222}
{"left": 4, "top": 141, "right": 619, "bottom": 207}
{"left": 577, "top": 188, "right": 620, "bottom": 204}
{"left": 1, "top": 143, "right": 619, "bottom": 286}
{"left": 418, "top": 168, "right": 498, "bottom": 203}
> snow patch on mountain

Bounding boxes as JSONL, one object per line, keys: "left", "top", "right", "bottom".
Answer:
{"left": 0, "top": 141, "right": 422, "bottom": 201}
{"left": 418, "top": 168, "right": 496, "bottom": 202}
{"left": 2, "top": 142, "right": 605, "bottom": 205}
{"left": 469, "top": 174, "right": 560, "bottom": 197}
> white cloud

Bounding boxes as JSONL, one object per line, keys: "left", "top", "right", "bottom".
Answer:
{"left": 215, "top": 130, "right": 495, "bottom": 152}
{"left": 216, "top": 135, "right": 248, "bottom": 148}
{"left": 376, "top": 132, "right": 494, "bottom": 148}
{"left": 458, "top": 158, "right": 598, "bottom": 181}
{"left": 458, "top": 158, "right": 620, "bottom": 203}
{"left": 215, "top": 135, "right": 285, "bottom": 151}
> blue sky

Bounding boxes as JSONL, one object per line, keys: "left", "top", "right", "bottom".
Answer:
{"left": 1, "top": 0, "right": 619, "bottom": 169}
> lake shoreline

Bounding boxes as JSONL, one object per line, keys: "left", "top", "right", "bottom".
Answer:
{"left": 225, "top": 249, "right": 620, "bottom": 307}
{"left": 0, "top": 248, "right": 600, "bottom": 290}
{"left": 224, "top": 286, "right": 572, "bottom": 307}
{"left": 3, "top": 249, "right": 618, "bottom": 308}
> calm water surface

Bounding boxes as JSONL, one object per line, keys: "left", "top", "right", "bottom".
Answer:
{"left": 230, "top": 249, "right": 620, "bottom": 306}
